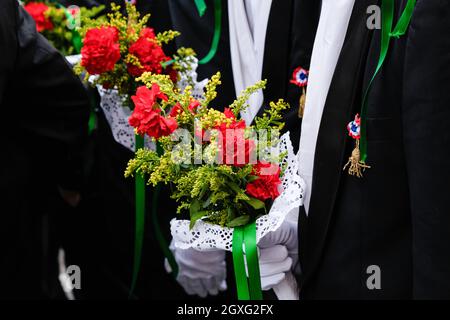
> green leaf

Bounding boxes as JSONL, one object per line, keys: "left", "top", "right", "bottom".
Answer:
{"left": 227, "top": 215, "right": 250, "bottom": 228}
{"left": 246, "top": 175, "right": 259, "bottom": 183}
{"left": 202, "top": 194, "right": 213, "bottom": 208}
{"left": 190, "top": 210, "right": 207, "bottom": 229}
{"left": 243, "top": 197, "right": 266, "bottom": 210}
{"left": 227, "top": 207, "right": 236, "bottom": 222}
{"left": 226, "top": 181, "right": 242, "bottom": 194}
{"left": 198, "top": 184, "right": 208, "bottom": 200}
{"left": 189, "top": 199, "right": 201, "bottom": 218}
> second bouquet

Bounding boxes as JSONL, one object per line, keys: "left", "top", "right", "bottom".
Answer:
{"left": 75, "top": 3, "right": 198, "bottom": 151}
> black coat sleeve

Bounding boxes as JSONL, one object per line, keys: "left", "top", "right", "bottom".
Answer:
{"left": 2, "top": 2, "right": 90, "bottom": 190}
{"left": 402, "top": 0, "right": 450, "bottom": 299}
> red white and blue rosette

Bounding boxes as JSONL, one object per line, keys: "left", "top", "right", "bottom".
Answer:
{"left": 347, "top": 114, "right": 361, "bottom": 140}
{"left": 290, "top": 67, "right": 308, "bottom": 88}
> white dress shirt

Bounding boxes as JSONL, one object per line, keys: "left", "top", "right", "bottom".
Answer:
{"left": 298, "top": 0, "right": 356, "bottom": 214}
{"left": 228, "top": 0, "right": 273, "bottom": 125}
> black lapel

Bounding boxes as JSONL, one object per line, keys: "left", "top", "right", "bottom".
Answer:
{"left": 300, "top": 0, "right": 378, "bottom": 290}
{"left": 255, "top": 0, "right": 293, "bottom": 119}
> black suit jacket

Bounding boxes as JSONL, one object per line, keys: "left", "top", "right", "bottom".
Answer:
{"left": 299, "top": 0, "right": 450, "bottom": 299}
{"left": 0, "top": 0, "right": 89, "bottom": 298}
{"left": 168, "top": 0, "right": 320, "bottom": 151}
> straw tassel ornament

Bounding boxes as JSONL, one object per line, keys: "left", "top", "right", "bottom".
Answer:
{"left": 343, "top": 114, "right": 370, "bottom": 178}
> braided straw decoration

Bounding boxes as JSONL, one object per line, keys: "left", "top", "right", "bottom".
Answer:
{"left": 343, "top": 140, "right": 371, "bottom": 178}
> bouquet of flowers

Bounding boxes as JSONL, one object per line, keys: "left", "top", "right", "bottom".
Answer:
{"left": 74, "top": 3, "right": 195, "bottom": 151}
{"left": 125, "top": 72, "right": 305, "bottom": 300}
{"left": 22, "top": 0, "right": 105, "bottom": 56}
{"left": 74, "top": 3, "right": 198, "bottom": 151}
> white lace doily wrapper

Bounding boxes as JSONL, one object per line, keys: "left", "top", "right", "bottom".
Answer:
{"left": 97, "top": 86, "right": 155, "bottom": 152}
{"left": 65, "top": 54, "right": 81, "bottom": 67}
{"left": 176, "top": 56, "right": 208, "bottom": 101}
{"left": 65, "top": 56, "right": 149, "bottom": 151}
{"left": 171, "top": 132, "right": 306, "bottom": 252}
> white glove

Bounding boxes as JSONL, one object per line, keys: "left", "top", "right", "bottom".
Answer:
{"left": 257, "top": 219, "right": 299, "bottom": 296}
{"left": 165, "top": 241, "right": 227, "bottom": 298}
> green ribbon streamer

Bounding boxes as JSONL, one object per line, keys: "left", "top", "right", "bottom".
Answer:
{"left": 232, "top": 222, "right": 263, "bottom": 300}
{"left": 71, "top": 30, "right": 83, "bottom": 54}
{"left": 57, "top": 4, "right": 83, "bottom": 54}
{"left": 243, "top": 222, "right": 263, "bottom": 300}
{"left": 197, "top": 0, "right": 222, "bottom": 65}
{"left": 129, "top": 139, "right": 179, "bottom": 298}
{"left": 390, "top": 0, "right": 417, "bottom": 38}
{"left": 130, "top": 134, "right": 146, "bottom": 297}
{"left": 161, "top": 59, "right": 176, "bottom": 68}
{"left": 87, "top": 89, "right": 97, "bottom": 135}
{"left": 232, "top": 227, "right": 249, "bottom": 300}
{"left": 194, "top": 0, "right": 207, "bottom": 17}
{"left": 152, "top": 143, "right": 179, "bottom": 279}
{"left": 87, "top": 106, "right": 97, "bottom": 135}
{"left": 359, "top": 0, "right": 416, "bottom": 162}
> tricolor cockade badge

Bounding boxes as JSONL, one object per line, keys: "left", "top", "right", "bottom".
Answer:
{"left": 290, "top": 67, "right": 308, "bottom": 118}
{"left": 343, "top": 114, "right": 370, "bottom": 178}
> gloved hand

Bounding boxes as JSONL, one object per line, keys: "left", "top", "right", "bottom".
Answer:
{"left": 257, "top": 219, "right": 298, "bottom": 291}
{"left": 165, "top": 241, "right": 227, "bottom": 298}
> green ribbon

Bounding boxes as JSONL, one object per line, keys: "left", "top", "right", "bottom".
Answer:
{"left": 195, "top": 0, "right": 222, "bottom": 65}
{"left": 130, "top": 134, "right": 146, "bottom": 297}
{"left": 152, "top": 143, "right": 179, "bottom": 279}
{"left": 71, "top": 30, "right": 83, "bottom": 54}
{"left": 194, "top": 0, "right": 207, "bottom": 17}
{"left": 232, "top": 222, "right": 263, "bottom": 300}
{"left": 57, "top": 4, "right": 83, "bottom": 54}
{"left": 129, "top": 139, "right": 179, "bottom": 298}
{"left": 87, "top": 108, "right": 96, "bottom": 135}
{"left": 161, "top": 59, "right": 176, "bottom": 68}
{"left": 87, "top": 92, "right": 97, "bottom": 135}
{"left": 359, "top": 0, "right": 416, "bottom": 162}
{"left": 232, "top": 227, "right": 249, "bottom": 300}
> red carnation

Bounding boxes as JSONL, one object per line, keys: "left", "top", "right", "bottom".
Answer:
{"left": 246, "top": 162, "right": 282, "bottom": 201}
{"left": 218, "top": 136, "right": 255, "bottom": 166}
{"left": 213, "top": 108, "right": 253, "bottom": 166}
{"left": 144, "top": 113, "right": 178, "bottom": 139}
{"left": 215, "top": 128, "right": 255, "bottom": 166}
{"left": 188, "top": 100, "right": 201, "bottom": 113}
{"left": 168, "top": 103, "right": 183, "bottom": 117}
{"left": 169, "top": 100, "right": 201, "bottom": 117}
{"left": 166, "top": 65, "right": 179, "bottom": 83}
{"left": 140, "top": 27, "right": 156, "bottom": 39}
{"left": 24, "top": 2, "right": 54, "bottom": 32}
{"left": 131, "top": 84, "right": 168, "bottom": 111}
{"left": 81, "top": 27, "right": 121, "bottom": 75}
{"left": 129, "top": 85, "right": 177, "bottom": 139}
{"left": 213, "top": 108, "right": 246, "bottom": 134}
{"left": 223, "top": 108, "right": 236, "bottom": 120}
{"left": 127, "top": 27, "right": 171, "bottom": 77}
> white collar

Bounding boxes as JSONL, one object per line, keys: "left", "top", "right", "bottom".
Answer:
{"left": 299, "top": 0, "right": 356, "bottom": 214}
{"left": 228, "top": 0, "right": 273, "bottom": 125}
